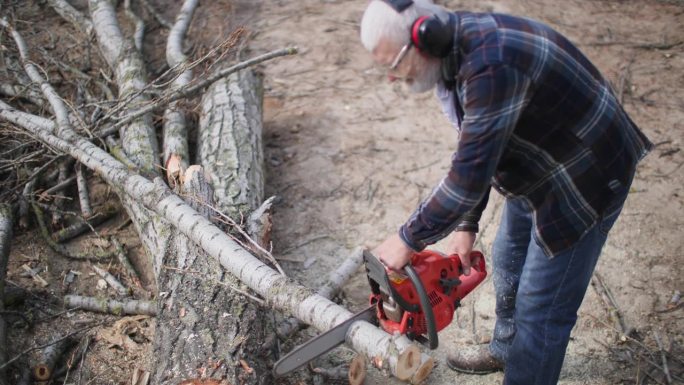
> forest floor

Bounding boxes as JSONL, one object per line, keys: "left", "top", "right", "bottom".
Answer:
{"left": 3, "top": 0, "right": 683, "bottom": 384}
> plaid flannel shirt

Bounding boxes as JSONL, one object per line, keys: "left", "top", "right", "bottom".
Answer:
{"left": 399, "top": 12, "right": 652, "bottom": 256}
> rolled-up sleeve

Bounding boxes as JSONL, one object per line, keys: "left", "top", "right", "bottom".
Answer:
{"left": 400, "top": 64, "right": 532, "bottom": 250}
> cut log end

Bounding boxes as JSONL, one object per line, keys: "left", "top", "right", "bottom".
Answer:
{"left": 33, "top": 364, "right": 51, "bottom": 381}
{"left": 411, "top": 354, "right": 435, "bottom": 384}
{"left": 165, "top": 153, "right": 185, "bottom": 188}
{"left": 348, "top": 354, "right": 367, "bottom": 385}
{"left": 395, "top": 344, "right": 421, "bottom": 381}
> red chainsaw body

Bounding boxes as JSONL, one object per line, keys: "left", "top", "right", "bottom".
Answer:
{"left": 369, "top": 250, "right": 487, "bottom": 337}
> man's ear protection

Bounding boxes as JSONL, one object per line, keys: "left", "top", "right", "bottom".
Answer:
{"left": 383, "top": 0, "right": 454, "bottom": 58}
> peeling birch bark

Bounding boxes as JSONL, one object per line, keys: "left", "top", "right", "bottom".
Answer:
{"left": 0, "top": 204, "right": 12, "bottom": 385}
{"left": 199, "top": 69, "right": 264, "bottom": 217}
{"left": 0, "top": 102, "right": 430, "bottom": 381}
{"left": 64, "top": 295, "right": 157, "bottom": 316}
{"left": 162, "top": 0, "right": 198, "bottom": 185}
{"left": 246, "top": 196, "right": 275, "bottom": 248}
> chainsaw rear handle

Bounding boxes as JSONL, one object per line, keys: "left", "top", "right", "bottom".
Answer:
{"left": 452, "top": 251, "right": 487, "bottom": 298}
{"left": 404, "top": 264, "right": 439, "bottom": 349}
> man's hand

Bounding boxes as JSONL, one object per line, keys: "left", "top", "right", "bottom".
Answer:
{"left": 372, "top": 233, "right": 415, "bottom": 271}
{"left": 446, "top": 231, "right": 476, "bottom": 276}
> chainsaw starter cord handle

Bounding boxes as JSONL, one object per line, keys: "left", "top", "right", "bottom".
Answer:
{"left": 405, "top": 264, "right": 439, "bottom": 349}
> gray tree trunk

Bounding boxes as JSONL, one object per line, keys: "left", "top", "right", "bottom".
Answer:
{"left": 152, "top": 71, "right": 271, "bottom": 384}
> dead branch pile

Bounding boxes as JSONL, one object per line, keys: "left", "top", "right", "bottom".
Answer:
{"left": 0, "top": 2, "right": 432, "bottom": 385}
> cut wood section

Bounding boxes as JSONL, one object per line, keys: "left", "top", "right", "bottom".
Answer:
{"left": 348, "top": 354, "right": 367, "bottom": 385}
{"left": 199, "top": 69, "right": 264, "bottom": 217}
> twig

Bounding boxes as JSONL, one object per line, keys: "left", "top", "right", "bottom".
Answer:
{"left": 124, "top": 0, "right": 145, "bottom": 52}
{"left": 75, "top": 162, "right": 93, "bottom": 218}
{"left": 162, "top": 265, "right": 265, "bottom": 304}
{"left": 51, "top": 206, "right": 117, "bottom": 243}
{"left": 653, "top": 331, "right": 673, "bottom": 384}
{"left": 111, "top": 237, "right": 141, "bottom": 287}
{"left": 32, "top": 200, "right": 116, "bottom": 261}
{"left": 205, "top": 202, "right": 287, "bottom": 276}
{"left": 92, "top": 265, "right": 129, "bottom": 297}
{"left": 140, "top": 0, "right": 173, "bottom": 29}
{"left": 591, "top": 271, "right": 632, "bottom": 336}
{"left": 98, "top": 47, "right": 298, "bottom": 137}
{"left": 0, "top": 321, "right": 104, "bottom": 371}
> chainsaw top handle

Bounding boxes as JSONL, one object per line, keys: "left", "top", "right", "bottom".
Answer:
{"left": 404, "top": 264, "right": 439, "bottom": 349}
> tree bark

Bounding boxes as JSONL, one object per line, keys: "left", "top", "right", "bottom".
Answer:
{"left": 0, "top": 203, "right": 12, "bottom": 385}
{"left": 199, "top": 69, "right": 265, "bottom": 217}
{"left": 152, "top": 166, "right": 272, "bottom": 384}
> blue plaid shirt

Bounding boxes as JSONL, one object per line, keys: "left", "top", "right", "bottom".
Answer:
{"left": 399, "top": 12, "right": 652, "bottom": 256}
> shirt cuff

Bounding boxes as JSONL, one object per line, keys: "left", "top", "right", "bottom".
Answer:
{"left": 399, "top": 224, "right": 426, "bottom": 252}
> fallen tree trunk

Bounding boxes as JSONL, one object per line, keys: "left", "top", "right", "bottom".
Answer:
{"left": 152, "top": 165, "right": 272, "bottom": 384}
{"left": 199, "top": 69, "right": 265, "bottom": 217}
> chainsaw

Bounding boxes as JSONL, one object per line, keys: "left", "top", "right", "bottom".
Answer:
{"left": 272, "top": 249, "right": 487, "bottom": 377}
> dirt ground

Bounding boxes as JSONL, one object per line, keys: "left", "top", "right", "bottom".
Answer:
{"left": 3, "top": 0, "right": 683, "bottom": 384}
{"left": 250, "top": 0, "right": 684, "bottom": 384}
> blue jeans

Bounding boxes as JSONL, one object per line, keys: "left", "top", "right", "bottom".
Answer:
{"left": 488, "top": 195, "right": 626, "bottom": 385}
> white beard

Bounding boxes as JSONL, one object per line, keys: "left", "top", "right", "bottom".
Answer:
{"left": 407, "top": 59, "right": 442, "bottom": 93}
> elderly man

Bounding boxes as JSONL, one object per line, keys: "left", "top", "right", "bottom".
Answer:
{"left": 360, "top": 0, "right": 652, "bottom": 384}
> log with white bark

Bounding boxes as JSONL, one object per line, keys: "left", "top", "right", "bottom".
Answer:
{"left": 32, "top": 338, "right": 74, "bottom": 382}
{"left": 0, "top": 102, "right": 430, "bottom": 382}
{"left": 199, "top": 69, "right": 265, "bottom": 217}
{"left": 75, "top": 162, "right": 93, "bottom": 218}
{"left": 87, "top": 0, "right": 172, "bottom": 287}
{"left": 277, "top": 247, "right": 364, "bottom": 338}
{"left": 162, "top": 0, "right": 197, "bottom": 185}
{"left": 0, "top": 203, "right": 12, "bottom": 385}
{"left": 64, "top": 295, "right": 157, "bottom": 316}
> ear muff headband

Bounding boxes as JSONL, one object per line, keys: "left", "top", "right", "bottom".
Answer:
{"left": 383, "top": 0, "right": 414, "bottom": 12}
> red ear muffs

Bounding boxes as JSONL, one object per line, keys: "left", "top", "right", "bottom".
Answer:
{"left": 411, "top": 16, "right": 432, "bottom": 50}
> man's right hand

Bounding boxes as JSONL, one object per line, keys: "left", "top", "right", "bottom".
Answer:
{"left": 446, "top": 230, "right": 477, "bottom": 276}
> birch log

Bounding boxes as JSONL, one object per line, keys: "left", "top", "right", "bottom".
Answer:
{"left": 0, "top": 204, "right": 12, "bottom": 385}
{"left": 277, "top": 247, "right": 364, "bottom": 338}
{"left": 64, "top": 295, "right": 157, "bottom": 316}
{"left": 88, "top": 0, "right": 171, "bottom": 286}
{"left": 198, "top": 69, "right": 264, "bottom": 217}
{"left": 162, "top": 0, "right": 197, "bottom": 184}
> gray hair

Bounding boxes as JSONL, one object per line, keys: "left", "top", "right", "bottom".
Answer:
{"left": 360, "top": 0, "right": 450, "bottom": 52}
